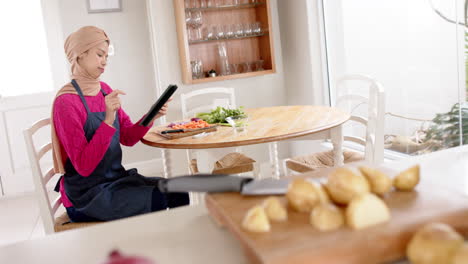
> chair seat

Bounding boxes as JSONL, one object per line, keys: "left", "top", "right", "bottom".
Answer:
{"left": 54, "top": 212, "right": 100, "bottom": 233}
{"left": 286, "top": 150, "right": 364, "bottom": 173}
{"left": 190, "top": 152, "right": 256, "bottom": 175}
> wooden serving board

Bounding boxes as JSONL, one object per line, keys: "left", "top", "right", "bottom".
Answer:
{"left": 205, "top": 169, "right": 468, "bottom": 264}
{"left": 157, "top": 126, "right": 218, "bottom": 139}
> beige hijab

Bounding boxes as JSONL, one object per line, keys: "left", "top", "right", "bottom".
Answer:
{"left": 52, "top": 26, "right": 110, "bottom": 173}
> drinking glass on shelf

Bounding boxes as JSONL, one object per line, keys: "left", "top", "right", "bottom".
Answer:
{"left": 243, "top": 23, "right": 253, "bottom": 36}
{"left": 185, "top": 11, "right": 194, "bottom": 41}
{"left": 234, "top": 23, "right": 244, "bottom": 37}
{"left": 252, "top": 22, "right": 262, "bottom": 35}
{"left": 225, "top": 24, "right": 234, "bottom": 39}
{"left": 191, "top": 60, "right": 204, "bottom": 79}
{"left": 216, "top": 24, "right": 225, "bottom": 39}
{"left": 200, "top": 0, "right": 207, "bottom": 8}
{"left": 241, "top": 61, "right": 253, "bottom": 72}
{"left": 191, "top": 11, "right": 203, "bottom": 40}
{"left": 215, "top": 0, "right": 224, "bottom": 7}
{"left": 204, "top": 25, "right": 215, "bottom": 40}
{"left": 230, "top": 63, "right": 240, "bottom": 74}
{"left": 217, "top": 43, "right": 231, "bottom": 76}
{"left": 255, "top": 60, "right": 264, "bottom": 71}
{"left": 232, "top": 0, "right": 240, "bottom": 5}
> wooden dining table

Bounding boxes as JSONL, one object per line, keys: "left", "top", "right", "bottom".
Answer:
{"left": 142, "top": 105, "right": 350, "bottom": 178}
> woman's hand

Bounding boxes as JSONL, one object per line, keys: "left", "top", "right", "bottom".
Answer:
{"left": 104, "top": 89, "right": 126, "bottom": 127}
{"left": 152, "top": 98, "right": 172, "bottom": 123}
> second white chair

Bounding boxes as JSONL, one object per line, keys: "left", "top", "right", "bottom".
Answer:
{"left": 284, "top": 74, "right": 385, "bottom": 174}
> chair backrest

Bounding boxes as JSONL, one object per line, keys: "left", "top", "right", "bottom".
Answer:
{"left": 23, "top": 118, "right": 61, "bottom": 234}
{"left": 334, "top": 74, "right": 385, "bottom": 164}
{"left": 180, "top": 87, "right": 236, "bottom": 119}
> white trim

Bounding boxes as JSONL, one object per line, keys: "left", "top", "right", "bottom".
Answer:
{"left": 306, "top": 0, "right": 330, "bottom": 106}
{"left": 145, "top": 0, "right": 165, "bottom": 125}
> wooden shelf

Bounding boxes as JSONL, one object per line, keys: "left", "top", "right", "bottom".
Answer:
{"left": 191, "top": 69, "right": 275, "bottom": 84}
{"left": 173, "top": 0, "right": 276, "bottom": 84}
{"left": 185, "top": 2, "right": 265, "bottom": 12}
{"left": 188, "top": 32, "right": 268, "bottom": 44}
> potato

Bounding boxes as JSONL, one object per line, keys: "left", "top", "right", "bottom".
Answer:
{"left": 407, "top": 222, "right": 464, "bottom": 264}
{"left": 263, "top": 197, "right": 288, "bottom": 222}
{"left": 242, "top": 205, "right": 271, "bottom": 233}
{"left": 346, "top": 193, "right": 390, "bottom": 230}
{"left": 393, "top": 165, "right": 420, "bottom": 191}
{"left": 310, "top": 203, "right": 344, "bottom": 231}
{"left": 326, "top": 167, "right": 370, "bottom": 204}
{"left": 359, "top": 166, "right": 392, "bottom": 195}
{"left": 453, "top": 243, "right": 468, "bottom": 264}
{"left": 286, "top": 179, "right": 323, "bottom": 213}
{"left": 316, "top": 183, "right": 330, "bottom": 204}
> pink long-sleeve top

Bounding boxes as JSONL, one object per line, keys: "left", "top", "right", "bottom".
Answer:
{"left": 53, "top": 82, "right": 152, "bottom": 207}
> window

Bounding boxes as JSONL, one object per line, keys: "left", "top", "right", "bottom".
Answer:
{"left": 322, "top": 0, "right": 466, "bottom": 156}
{"left": 0, "top": 1, "right": 54, "bottom": 97}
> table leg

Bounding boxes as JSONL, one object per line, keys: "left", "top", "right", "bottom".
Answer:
{"left": 268, "top": 142, "right": 281, "bottom": 179}
{"left": 161, "top": 149, "right": 172, "bottom": 178}
{"left": 330, "top": 125, "right": 344, "bottom": 166}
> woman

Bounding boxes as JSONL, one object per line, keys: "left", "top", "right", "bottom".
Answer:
{"left": 52, "top": 26, "right": 189, "bottom": 222}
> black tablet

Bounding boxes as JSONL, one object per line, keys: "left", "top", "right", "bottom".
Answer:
{"left": 140, "top": 84, "right": 178, "bottom": 126}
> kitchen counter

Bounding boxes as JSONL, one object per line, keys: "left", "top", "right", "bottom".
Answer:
{"left": 2, "top": 146, "right": 468, "bottom": 264}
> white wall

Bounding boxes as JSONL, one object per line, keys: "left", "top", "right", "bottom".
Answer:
{"left": 324, "top": 0, "right": 466, "bottom": 137}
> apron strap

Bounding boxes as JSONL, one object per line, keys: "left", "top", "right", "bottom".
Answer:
{"left": 71, "top": 79, "right": 91, "bottom": 113}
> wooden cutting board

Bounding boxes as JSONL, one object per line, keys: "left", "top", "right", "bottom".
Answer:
{"left": 205, "top": 169, "right": 468, "bottom": 264}
{"left": 156, "top": 125, "right": 218, "bottom": 139}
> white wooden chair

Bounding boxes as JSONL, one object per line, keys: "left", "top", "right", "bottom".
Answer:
{"left": 284, "top": 74, "right": 385, "bottom": 174}
{"left": 180, "top": 87, "right": 258, "bottom": 174}
{"left": 180, "top": 87, "right": 259, "bottom": 203}
{"left": 24, "top": 118, "right": 98, "bottom": 234}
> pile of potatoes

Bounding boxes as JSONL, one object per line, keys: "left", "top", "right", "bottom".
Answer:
{"left": 242, "top": 165, "right": 420, "bottom": 233}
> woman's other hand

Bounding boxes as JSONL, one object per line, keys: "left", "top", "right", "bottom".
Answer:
{"left": 104, "top": 89, "right": 126, "bottom": 127}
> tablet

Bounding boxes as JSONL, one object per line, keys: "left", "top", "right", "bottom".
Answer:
{"left": 140, "top": 84, "right": 178, "bottom": 126}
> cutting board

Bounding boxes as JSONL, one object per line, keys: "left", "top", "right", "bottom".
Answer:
{"left": 205, "top": 169, "right": 468, "bottom": 264}
{"left": 156, "top": 125, "right": 217, "bottom": 139}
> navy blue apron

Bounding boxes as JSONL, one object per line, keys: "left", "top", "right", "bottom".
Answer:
{"left": 61, "top": 80, "right": 156, "bottom": 221}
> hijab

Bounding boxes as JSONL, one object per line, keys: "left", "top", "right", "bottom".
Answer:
{"left": 52, "top": 26, "right": 110, "bottom": 173}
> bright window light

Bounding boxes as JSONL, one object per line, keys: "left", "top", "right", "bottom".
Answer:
{"left": 0, "top": 1, "right": 54, "bottom": 97}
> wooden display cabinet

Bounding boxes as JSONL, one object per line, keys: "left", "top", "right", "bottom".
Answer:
{"left": 173, "top": 0, "right": 276, "bottom": 84}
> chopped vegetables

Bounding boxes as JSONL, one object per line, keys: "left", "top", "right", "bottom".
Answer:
{"left": 196, "top": 106, "right": 246, "bottom": 124}
{"left": 168, "top": 120, "right": 211, "bottom": 129}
